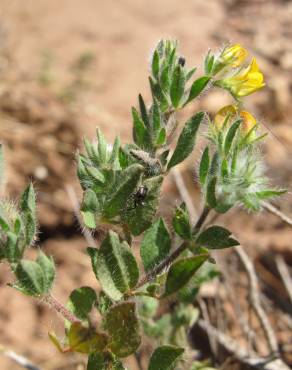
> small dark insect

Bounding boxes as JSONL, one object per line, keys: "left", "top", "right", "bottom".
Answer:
{"left": 178, "top": 56, "right": 186, "bottom": 67}
{"left": 133, "top": 185, "right": 148, "bottom": 208}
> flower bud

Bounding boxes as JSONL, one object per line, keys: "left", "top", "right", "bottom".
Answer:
{"left": 214, "top": 105, "right": 237, "bottom": 130}
{"left": 220, "top": 44, "right": 248, "bottom": 68}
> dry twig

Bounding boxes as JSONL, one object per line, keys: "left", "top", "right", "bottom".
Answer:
{"left": 235, "top": 246, "right": 279, "bottom": 355}
{"left": 262, "top": 202, "right": 292, "bottom": 227}
{"left": 275, "top": 254, "right": 292, "bottom": 304}
{"left": 198, "top": 320, "right": 291, "bottom": 370}
{"left": 0, "top": 345, "right": 41, "bottom": 370}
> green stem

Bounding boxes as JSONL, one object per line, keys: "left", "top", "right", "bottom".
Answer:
{"left": 136, "top": 207, "right": 210, "bottom": 289}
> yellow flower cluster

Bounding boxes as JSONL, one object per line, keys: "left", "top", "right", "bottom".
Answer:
{"left": 215, "top": 45, "right": 265, "bottom": 98}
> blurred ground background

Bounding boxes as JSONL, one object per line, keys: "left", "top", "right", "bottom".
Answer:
{"left": 0, "top": 0, "right": 291, "bottom": 369}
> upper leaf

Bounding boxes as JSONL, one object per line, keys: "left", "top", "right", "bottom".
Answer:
{"left": 167, "top": 112, "right": 204, "bottom": 170}
{"left": 170, "top": 65, "right": 186, "bottom": 108}
{"left": 103, "top": 164, "right": 143, "bottom": 219}
{"left": 184, "top": 76, "right": 211, "bottom": 105}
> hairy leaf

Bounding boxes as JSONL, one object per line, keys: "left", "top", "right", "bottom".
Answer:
{"left": 141, "top": 218, "right": 171, "bottom": 271}
{"left": 105, "top": 301, "right": 141, "bottom": 357}
{"left": 167, "top": 112, "right": 204, "bottom": 170}
{"left": 88, "top": 231, "right": 139, "bottom": 300}
{"left": 163, "top": 255, "right": 208, "bottom": 297}
{"left": 148, "top": 345, "right": 184, "bottom": 370}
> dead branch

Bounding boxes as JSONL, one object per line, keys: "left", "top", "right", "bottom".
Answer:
{"left": 262, "top": 201, "right": 292, "bottom": 227}
{"left": 235, "top": 246, "right": 279, "bottom": 355}
{"left": 0, "top": 346, "right": 41, "bottom": 370}
{"left": 198, "top": 320, "right": 291, "bottom": 370}
{"left": 275, "top": 254, "right": 292, "bottom": 304}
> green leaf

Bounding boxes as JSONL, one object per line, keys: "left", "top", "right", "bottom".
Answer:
{"left": 20, "top": 183, "right": 36, "bottom": 214}
{"left": 199, "top": 147, "right": 210, "bottom": 186}
{"left": 204, "top": 51, "right": 214, "bottom": 75}
{"left": 123, "top": 175, "right": 163, "bottom": 236}
{"left": 141, "top": 218, "right": 171, "bottom": 272}
{"left": 149, "top": 77, "right": 169, "bottom": 112}
{"left": 185, "top": 76, "right": 211, "bottom": 105}
{"left": 206, "top": 176, "right": 217, "bottom": 209}
{"left": 148, "top": 345, "right": 184, "bottom": 370}
{"left": 152, "top": 50, "right": 160, "bottom": 80}
{"left": 0, "top": 215, "right": 9, "bottom": 232}
{"left": 152, "top": 99, "right": 162, "bottom": 139}
{"left": 138, "top": 296, "right": 159, "bottom": 318}
{"left": 5, "top": 231, "right": 20, "bottom": 262}
{"left": 67, "top": 287, "right": 97, "bottom": 322}
{"left": 86, "top": 166, "right": 105, "bottom": 183}
{"left": 48, "top": 332, "right": 63, "bottom": 353}
{"left": 167, "top": 112, "right": 204, "bottom": 170}
{"left": 196, "top": 226, "right": 239, "bottom": 249}
{"left": 68, "top": 322, "right": 108, "bottom": 354}
{"left": 186, "top": 67, "right": 197, "bottom": 81}
{"left": 172, "top": 203, "right": 192, "bottom": 240}
{"left": 255, "top": 189, "right": 286, "bottom": 199}
{"left": 88, "top": 353, "right": 125, "bottom": 370}
{"left": 81, "top": 189, "right": 100, "bottom": 213}
{"left": 97, "top": 128, "right": 108, "bottom": 164}
{"left": 14, "top": 260, "right": 45, "bottom": 296}
{"left": 36, "top": 252, "right": 55, "bottom": 292}
{"left": 160, "top": 64, "right": 170, "bottom": 92}
{"left": 138, "top": 94, "right": 150, "bottom": 128}
{"left": 87, "top": 231, "right": 139, "bottom": 301}
{"left": 109, "top": 137, "right": 121, "bottom": 168}
{"left": 22, "top": 211, "right": 37, "bottom": 245}
{"left": 224, "top": 119, "right": 242, "bottom": 155}
{"left": 81, "top": 211, "right": 96, "bottom": 229}
{"left": 97, "top": 291, "right": 113, "bottom": 315}
{"left": 156, "top": 128, "right": 166, "bottom": 146}
{"left": 103, "top": 164, "right": 143, "bottom": 219}
{"left": 105, "top": 301, "right": 141, "bottom": 357}
{"left": 132, "top": 107, "right": 149, "bottom": 149}
{"left": 163, "top": 255, "right": 208, "bottom": 297}
{"left": 170, "top": 65, "right": 185, "bottom": 108}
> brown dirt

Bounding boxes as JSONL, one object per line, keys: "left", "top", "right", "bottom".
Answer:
{"left": 0, "top": 0, "right": 291, "bottom": 369}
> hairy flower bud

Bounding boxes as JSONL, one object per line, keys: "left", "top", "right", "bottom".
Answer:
{"left": 220, "top": 44, "right": 248, "bottom": 68}
{"left": 214, "top": 105, "right": 237, "bottom": 130}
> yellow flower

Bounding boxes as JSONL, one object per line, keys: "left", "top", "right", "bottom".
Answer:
{"left": 220, "top": 44, "right": 248, "bottom": 68}
{"left": 214, "top": 105, "right": 257, "bottom": 137}
{"left": 240, "top": 111, "right": 257, "bottom": 134}
{"left": 214, "top": 105, "right": 237, "bottom": 130}
{"left": 220, "top": 58, "right": 265, "bottom": 97}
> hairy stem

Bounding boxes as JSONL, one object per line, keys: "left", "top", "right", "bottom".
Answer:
{"left": 136, "top": 206, "right": 210, "bottom": 289}
{"left": 43, "top": 294, "right": 81, "bottom": 324}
